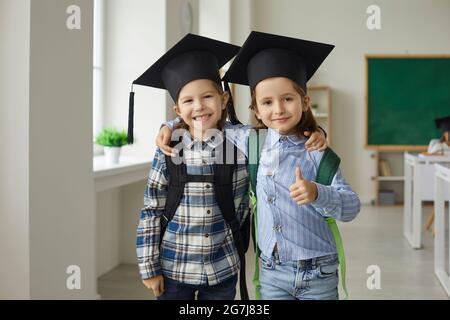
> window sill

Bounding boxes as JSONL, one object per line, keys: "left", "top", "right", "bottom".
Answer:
{"left": 93, "top": 156, "right": 151, "bottom": 192}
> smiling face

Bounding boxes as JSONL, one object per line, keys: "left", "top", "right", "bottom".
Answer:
{"left": 253, "top": 77, "right": 309, "bottom": 135}
{"left": 174, "top": 79, "right": 227, "bottom": 137}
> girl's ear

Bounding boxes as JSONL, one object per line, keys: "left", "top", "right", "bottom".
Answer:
{"left": 302, "top": 95, "right": 311, "bottom": 112}
{"left": 222, "top": 91, "right": 230, "bottom": 110}
{"left": 173, "top": 104, "right": 182, "bottom": 116}
{"left": 253, "top": 106, "right": 261, "bottom": 120}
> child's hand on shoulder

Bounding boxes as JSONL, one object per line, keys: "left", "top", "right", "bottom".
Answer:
{"left": 304, "top": 130, "right": 327, "bottom": 152}
{"left": 143, "top": 275, "right": 165, "bottom": 297}
{"left": 289, "top": 167, "right": 318, "bottom": 205}
{"left": 156, "top": 125, "right": 174, "bottom": 156}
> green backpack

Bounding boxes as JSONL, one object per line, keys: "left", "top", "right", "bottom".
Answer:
{"left": 247, "top": 130, "right": 348, "bottom": 300}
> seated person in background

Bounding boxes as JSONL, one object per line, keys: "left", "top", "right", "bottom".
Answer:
{"left": 425, "top": 116, "right": 450, "bottom": 155}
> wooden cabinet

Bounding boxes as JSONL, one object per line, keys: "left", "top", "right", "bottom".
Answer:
{"left": 372, "top": 151, "right": 405, "bottom": 206}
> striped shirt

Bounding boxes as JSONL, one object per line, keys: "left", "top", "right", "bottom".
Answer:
{"left": 136, "top": 130, "right": 249, "bottom": 286}
{"left": 252, "top": 128, "right": 361, "bottom": 262}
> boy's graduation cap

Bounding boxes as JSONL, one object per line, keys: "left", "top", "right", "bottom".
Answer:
{"left": 435, "top": 116, "right": 450, "bottom": 132}
{"left": 223, "top": 31, "right": 335, "bottom": 92}
{"left": 127, "top": 33, "right": 240, "bottom": 144}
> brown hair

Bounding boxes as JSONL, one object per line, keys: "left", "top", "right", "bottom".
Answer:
{"left": 174, "top": 81, "right": 229, "bottom": 131}
{"left": 441, "top": 131, "right": 450, "bottom": 143}
{"left": 249, "top": 80, "right": 318, "bottom": 135}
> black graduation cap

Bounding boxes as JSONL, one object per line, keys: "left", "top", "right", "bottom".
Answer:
{"left": 223, "top": 31, "right": 335, "bottom": 92}
{"left": 127, "top": 33, "right": 240, "bottom": 144}
{"left": 435, "top": 116, "right": 450, "bottom": 132}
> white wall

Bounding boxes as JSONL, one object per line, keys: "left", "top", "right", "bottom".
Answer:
{"left": 1, "top": 0, "right": 97, "bottom": 299}
{"left": 166, "top": 0, "right": 199, "bottom": 119}
{"left": 104, "top": 0, "right": 166, "bottom": 159}
{"left": 248, "top": 0, "right": 450, "bottom": 203}
{"left": 96, "top": 188, "right": 121, "bottom": 276}
{"left": 120, "top": 181, "right": 147, "bottom": 264}
{"left": 199, "top": 0, "right": 230, "bottom": 42}
{"left": 230, "top": 0, "right": 254, "bottom": 125}
{"left": 28, "top": 0, "right": 96, "bottom": 299}
{"left": 0, "top": 0, "right": 31, "bottom": 299}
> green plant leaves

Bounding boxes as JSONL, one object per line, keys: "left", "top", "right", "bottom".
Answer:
{"left": 95, "top": 128, "right": 128, "bottom": 147}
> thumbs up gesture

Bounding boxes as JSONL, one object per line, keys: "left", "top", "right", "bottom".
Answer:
{"left": 289, "top": 167, "right": 318, "bottom": 205}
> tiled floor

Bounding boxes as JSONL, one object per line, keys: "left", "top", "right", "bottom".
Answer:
{"left": 98, "top": 205, "right": 449, "bottom": 300}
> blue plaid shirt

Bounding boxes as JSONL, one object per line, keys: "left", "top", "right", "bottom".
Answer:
{"left": 136, "top": 131, "right": 249, "bottom": 286}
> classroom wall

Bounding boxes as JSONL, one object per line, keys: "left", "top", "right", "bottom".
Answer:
{"left": 96, "top": 188, "right": 121, "bottom": 276}
{"left": 199, "top": 0, "right": 230, "bottom": 43}
{"left": 230, "top": 0, "right": 254, "bottom": 125}
{"left": 250, "top": 0, "right": 450, "bottom": 203}
{"left": 0, "top": 0, "right": 31, "bottom": 299}
{"left": 165, "top": 0, "right": 200, "bottom": 120}
{"left": 103, "top": 0, "right": 166, "bottom": 159}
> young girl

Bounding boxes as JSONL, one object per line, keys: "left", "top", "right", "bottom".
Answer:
{"left": 221, "top": 31, "right": 361, "bottom": 300}
{"left": 426, "top": 116, "right": 450, "bottom": 155}
{"left": 133, "top": 34, "right": 251, "bottom": 300}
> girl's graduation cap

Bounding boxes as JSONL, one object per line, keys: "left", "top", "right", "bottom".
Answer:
{"left": 223, "top": 31, "right": 334, "bottom": 92}
{"left": 435, "top": 116, "right": 450, "bottom": 132}
{"left": 127, "top": 33, "right": 240, "bottom": 144}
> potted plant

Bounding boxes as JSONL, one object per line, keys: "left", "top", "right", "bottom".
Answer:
{"left": 95, "top": 128, "right": 128, "bottom": 165}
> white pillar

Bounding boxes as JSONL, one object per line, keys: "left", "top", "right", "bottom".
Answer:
{"left": 0, "top": 0, "right": 31, "bottom": 299}
{"left": 0, "top": 0, "right": 96, "bottom": 299}
{"left": 28, "top": 0, "right": 96, "bottom": 299}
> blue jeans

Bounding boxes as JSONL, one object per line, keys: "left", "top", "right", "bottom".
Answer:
{"left": 157, "top": 275, "right": 237, "bottom": 300}
{"left": 259, "top": 250, "right": 339, "bottom": 300}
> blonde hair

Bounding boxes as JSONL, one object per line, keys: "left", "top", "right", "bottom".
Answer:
{"left": 175, "top": 81, "right": 229, "bottom": 131}
{"left": 249, "top": 80, "right": 318, "bottom": 135}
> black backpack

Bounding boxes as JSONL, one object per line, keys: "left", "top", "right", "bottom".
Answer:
{"left": 161, "top": 137, "right": 251, "bottom": 300}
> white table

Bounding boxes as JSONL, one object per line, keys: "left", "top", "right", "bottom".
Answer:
{"left": 434, "top": 163, "right": 450, "bottom": 297}
{"left": 403, "top": 153, "right": 450, "bottom": 249}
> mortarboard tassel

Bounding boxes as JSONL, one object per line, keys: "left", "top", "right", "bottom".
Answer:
{"left": 127, "top": 83, "right": 135, "bottom": 144}
{"left": 223, "top": 81, "right": 242, "bottom": 125}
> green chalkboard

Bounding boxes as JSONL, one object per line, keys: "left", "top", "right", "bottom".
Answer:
{"left": 367, "top": 56, "right": 450, "bottom": 149}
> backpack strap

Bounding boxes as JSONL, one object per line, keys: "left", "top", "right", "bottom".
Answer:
{"left": 316, "top": 148, "right": 341, "bottom": 185}
{"left": 213, "top": 139, "right": 237, "bottom": 223}
{"left": 315, "top": 148, "right": 349, "bottom": 300}
{"left": 163, "top": 137, "right": 250, "bottom": 300}
{"left": 163, "top": 140, "right": 214, "bottom": 240}
{"left": 247, "top": 129, "right": 266, "bottom": 300}
{"left": 213, "top": 138, "right": 249, "bottom": 300}
{"left": 162, "top": 140, "right": 186, "bottom": 243}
